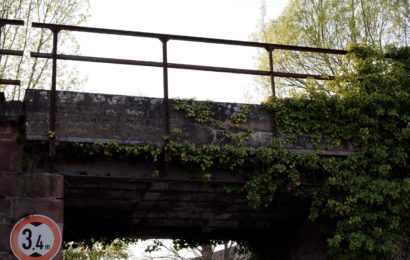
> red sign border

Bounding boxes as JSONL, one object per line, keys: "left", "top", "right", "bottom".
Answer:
{"left": 10, "top": 215, "right": 62, "bottom": 260}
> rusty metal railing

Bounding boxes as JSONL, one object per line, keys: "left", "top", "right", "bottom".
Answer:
{"left": 0, "top": 19, "right": 25, "bottom": 86}
{"left": 0, "top": 19, "right": 348, "bottom": 162}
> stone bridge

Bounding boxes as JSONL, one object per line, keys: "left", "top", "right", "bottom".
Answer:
{"left": 0, "top": 89, "right": 352, "bottom": 259}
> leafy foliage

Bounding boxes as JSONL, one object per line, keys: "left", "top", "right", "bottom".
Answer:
{"left": 254, "top": 0, "right": 410, "bottom": 93}
{"left": 57, "top": 46, "right": 409, "bottom": 258}
{"left": 63, "top": 239, "right": 129, "bottom": 260}
{"left": 174, "top": 98, "right": 253, "bottom": 144}
{"left": 263, "top": 46, "right": 410, "bottom": 258}
{"left": 0, "top": 0, "right": 90, "bottom": 99}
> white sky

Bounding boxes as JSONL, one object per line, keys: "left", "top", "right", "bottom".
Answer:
{"left": 68, "top": 0, "right": 288, "bottom": 103}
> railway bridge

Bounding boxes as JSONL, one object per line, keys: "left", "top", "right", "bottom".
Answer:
{"left": 0, "top": 19, "right": 349, "bottom": 259}
{"left": 0, "top": 89, "right": 352, "bottom": 259}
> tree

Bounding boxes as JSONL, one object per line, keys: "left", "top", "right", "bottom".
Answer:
{"left": 0, "top": 0, "right": 90, "bottom": 99}
{"left": 63, "top": 239, "right": 129, "bottom": 260}
{"left": 260, "top": 45, "right": 410, "bottom": 258}
{"left": 144, "top": 239, "right": 243, "bottom": 260}
{"left": 254, "top": 0, "right": 410, "bottom": 94}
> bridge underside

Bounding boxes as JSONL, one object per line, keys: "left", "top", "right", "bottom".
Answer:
{"left": 57, "top": 158, "right": 305, "bottom": 242}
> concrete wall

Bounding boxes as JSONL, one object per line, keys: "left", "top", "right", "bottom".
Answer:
{"left": 23, "top": 89, "right": 353, "bottom": 155}
{"left": 24, "top": 90, "right": 275, "bottom": 147}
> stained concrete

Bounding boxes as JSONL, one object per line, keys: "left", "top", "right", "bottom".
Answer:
{"left": 24, "top": 89, "right": 274, "bottom": 147}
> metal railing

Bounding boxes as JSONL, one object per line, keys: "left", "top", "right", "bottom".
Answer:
{"left": 0, "top": 18, "right": 348, "bottom": 162}
{"left": 0, "top": 19, "right": 25, "bottom": 86}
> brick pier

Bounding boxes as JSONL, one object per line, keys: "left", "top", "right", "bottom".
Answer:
{"left": 0, "top": 98, "right": 64, "bottom": 260}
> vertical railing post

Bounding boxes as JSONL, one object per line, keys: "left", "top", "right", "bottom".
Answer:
{"left": 0, "top": 21, "right": 6, "bottom": 77}
{"left": 160, "top": 37, "right": 170, "bottom": 161}
{"left": 267, "top": 46, "right": 276, "bottom": 97}
{"left": 266, "top": 46, "right": 278, "bottom": 138}
{"left": 0, "top": 20, "right": 4, "bottom": 34}
{"left": 49, "top": 28, "right": 60, "bottom": 170}
{"left": 0, "top": 21, "right": 3, "bottom": 67}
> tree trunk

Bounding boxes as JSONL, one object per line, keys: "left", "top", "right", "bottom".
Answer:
{"left": 200, "top": 244, "right": 213, "bottom": 260}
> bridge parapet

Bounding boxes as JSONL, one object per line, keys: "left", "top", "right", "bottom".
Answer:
{"left": 24, "top": 89, "right": 275, "bottom": 147}
{"left": 24, "top": 89, "right": 353, "bottom": 155}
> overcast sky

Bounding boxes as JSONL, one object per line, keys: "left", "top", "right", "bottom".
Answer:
{"left": 68, "top": 0, "right": 288, "bottom": 103}
{"left": 84, "top": 0, "right": 287, "bottom": 39}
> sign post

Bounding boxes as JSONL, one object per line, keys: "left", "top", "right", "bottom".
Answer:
{"left": 10, "top": 215, "right": 62, "bottom": 260}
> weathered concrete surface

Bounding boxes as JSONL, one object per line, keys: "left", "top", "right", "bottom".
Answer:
{"left": 24, "top": 89, "right": 353, "bottom": 155}
{"left": 24, "top": 89, "right": 274, "bottom": 147}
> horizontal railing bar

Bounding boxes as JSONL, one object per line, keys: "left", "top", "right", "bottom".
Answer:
{"left": 31, "top": 52, "right": 163, "bottom": 67}
{"left": 0, "top": 49, "right": 24, "bottom": 56}
{"left": 169, "top": 63, "right": 270, "bottom": 76}
{"left": 30, "top": 22, "right": 270, "bottom": 48}
{"left": 31, "top": 52, "right": 269, "bottom": 75}
{"left": 171, "top": 64, "right": 334, "bottom": 79}
{"left": 273, "top": 71, "right": 335, "bottom": 80}
{"left": 31, "top": 22, "right": 347, "bottom": 55}
{"left": 31, "top": 52, "right": 335, "bottom": 79}
{"left": 0, "top": 79, "right": 21, "bottom": 85}
{"left": 0, "top": 19, "right": 24, "bottom": 26}
{"left": 271, "top": 45, "right": 347, "bottom": 55}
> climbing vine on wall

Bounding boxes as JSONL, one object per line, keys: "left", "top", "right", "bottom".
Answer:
{"left": 262, "top": 45, "right": 410, "bottom": 258}
{"left": 46, "top": 46, "right": 410, "bottom": 258}
{"left": 173, "top": 98, "right": 253, "bottom": 144}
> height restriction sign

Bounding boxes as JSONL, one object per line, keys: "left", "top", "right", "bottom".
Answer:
{"left": 10, "top": 215, "right": 62, "bottom": 260}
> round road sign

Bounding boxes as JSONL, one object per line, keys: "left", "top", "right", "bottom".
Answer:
{"left": 10, "top": 215, "right": 62, "bottom": 260}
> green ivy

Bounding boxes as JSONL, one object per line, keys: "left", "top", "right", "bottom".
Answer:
{"left": 173, "top": 98, "right": 253, "bottom": 144}
{"left": 50, "top": 46, "right": 410, "bottom": 258}
{"left": 263, "top": 45, "right": 410, "bottom": 258}
{"left": 59, "top": 141, "right": 162, "bottom": 162}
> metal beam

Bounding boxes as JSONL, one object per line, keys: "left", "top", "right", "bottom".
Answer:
{"left": 31, "top": 52, "right": 335, "bottom": 80}
{"left": 31, "top": 22, "right": 347, "bottom": 54}
{"left": 0, "top": 79, "right": 20, "bottom": 85}
{"left": 0, "top": 50, "right": 24, "bottom": 56}
{"left": 0, "top": 19, "right": 24, "bottom": 27}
